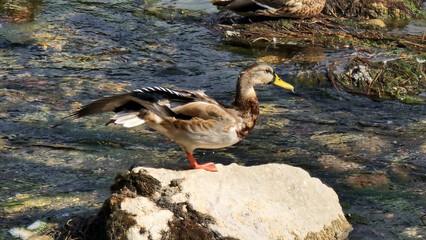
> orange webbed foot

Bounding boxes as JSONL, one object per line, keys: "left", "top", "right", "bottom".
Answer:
{"left": 186, "top": 152, "right": 218, "bottom": 172}
{"left": 191, "top": 162, "right": 218, "bottom": 172}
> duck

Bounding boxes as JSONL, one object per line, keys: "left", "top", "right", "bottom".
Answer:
{"left": 71, "top": 63, "right": 294, "bottom": 172}
{"left": 212, "top": 0, "right": 326, "bottom": 18}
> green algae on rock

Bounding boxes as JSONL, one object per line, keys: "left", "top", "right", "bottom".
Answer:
{"left": 329, "top": 55, "right": 425, "bottom": 103}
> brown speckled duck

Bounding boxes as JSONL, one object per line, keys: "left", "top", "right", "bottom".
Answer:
{"left": 72, "top": 63, "right": 294, "bottom": 171}
{"left": 213, "top": 0, "right": 326, "bottom": 18}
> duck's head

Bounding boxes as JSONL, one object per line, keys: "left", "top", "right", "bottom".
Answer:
{"left": 240, "top": 63, "right": 294, "bottom": 92}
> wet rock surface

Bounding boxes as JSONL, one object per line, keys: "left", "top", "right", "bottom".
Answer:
{"left": 59, "top": 164, "right": 352, "bottom": 240}
{"left": 1, "top": 1, "right": 425, "bottom": 240}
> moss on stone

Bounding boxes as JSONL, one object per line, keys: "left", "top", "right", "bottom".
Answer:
{"left": 111, "top": 171, "right": 161, "bottom": 197}
{"left": 54, "top": 171, "right": 152, "bottom": 240}
{"left": 330, "top": 55, "right": 425, "bottom": 103}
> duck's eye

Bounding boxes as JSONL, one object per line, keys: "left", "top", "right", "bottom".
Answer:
{"left": 265, "top": 69, "right": 273, "bottom": 74}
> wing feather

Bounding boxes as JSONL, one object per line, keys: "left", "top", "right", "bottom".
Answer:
{"left": 70, "top": 87, "right": 224, "bottom": 122}
{"left": 172, "top": 102, "right": 236, "bottom": 123}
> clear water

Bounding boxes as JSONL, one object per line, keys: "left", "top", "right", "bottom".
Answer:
{"left": 0, "top": 0, "right": 425, "bottom": 239}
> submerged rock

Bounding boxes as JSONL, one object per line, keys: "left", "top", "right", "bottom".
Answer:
{"left": 346, "top": 172, "right": 390, "bottom": 189}
{"left": 9, "top": 220, "right": 53, "bottom": 240}
{"left": 63, "top": 164, "right": 352, "bottom": 240}
{"left": 360, "top": 19, "right": 386, "bottom": 28}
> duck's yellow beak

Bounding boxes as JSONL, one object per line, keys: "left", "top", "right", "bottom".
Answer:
{"left": 273, "top": 73, "right": 294, "bottom": 92}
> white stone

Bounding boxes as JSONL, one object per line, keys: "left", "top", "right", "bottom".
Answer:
{"left": 9, "top": 228, "right": 35, "bottom": 240}
{"left": 27, "top": 220, "right": 45, "bottom": 230}
{"left": 123, "top": 163, "right": 351, "bottom": 239}
{"left": 121, "top": 196, "right": 174, "bottom": 240}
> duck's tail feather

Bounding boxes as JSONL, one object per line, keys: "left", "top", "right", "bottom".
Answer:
{"left": 211, "top": 0, "right": 233, "bottom": 7}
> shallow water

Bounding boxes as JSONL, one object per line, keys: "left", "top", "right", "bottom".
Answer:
{"left": 0, "top": 0, "right": 425, "bottom": 239}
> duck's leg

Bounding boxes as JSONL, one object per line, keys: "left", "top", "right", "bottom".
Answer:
{"left": 185, "top": 152, "right": 218, "bottom": 172}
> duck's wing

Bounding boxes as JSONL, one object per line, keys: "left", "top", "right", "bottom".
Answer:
{"left": 170, "top": 101, "right": 236, "bottom": 123}
{"left": 74, "top": 87, "right": 194, "bottom": 118}
{"left": 71, "top": 86, "right": 234, "bottom": 128}
{"left": 253, "top": 0, "right": 325, "bottom": 18}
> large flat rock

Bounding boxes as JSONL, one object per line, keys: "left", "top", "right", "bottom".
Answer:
{"left": 82, "top": 163, "right": 352, "bottom": 240}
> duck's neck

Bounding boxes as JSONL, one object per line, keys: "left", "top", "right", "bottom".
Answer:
{"left": 232, "top": 76, "right": 260, "bottom": 139}
{"left": 233, "top": 81, "right": 258, "bottom": 110}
